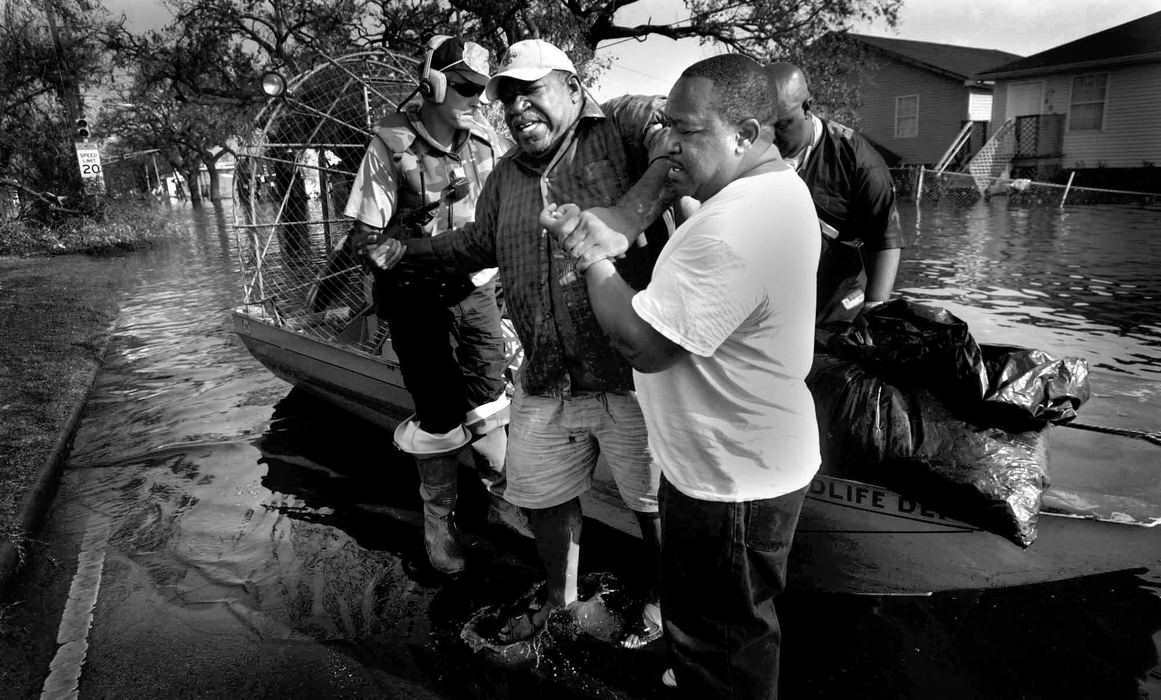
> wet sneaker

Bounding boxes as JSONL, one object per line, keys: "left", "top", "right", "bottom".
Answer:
{"left": 661, "top": 667, "right": 676, "bottom": 688}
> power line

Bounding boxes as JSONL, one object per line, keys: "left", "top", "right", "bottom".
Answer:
{"left": 42, "top": 0, "right": 78, "bottom": 122}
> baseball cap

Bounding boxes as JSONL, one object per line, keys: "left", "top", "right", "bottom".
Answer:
{"left": 429, "top": 36, "right": 491, "bottom": 87}
{"left": 485, "top": 39, "right": 577, "bottom": 101}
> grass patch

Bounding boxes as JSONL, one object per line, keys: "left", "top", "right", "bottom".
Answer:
{"left": 0, "top": 199, "right": 178, "bottom": 257}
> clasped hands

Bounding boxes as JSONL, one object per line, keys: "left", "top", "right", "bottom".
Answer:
{"left": 539, "top": 204, "right": 642, "bottom": 273}
{"left": 349, "top": 223, "right": 405, "bottom": 270}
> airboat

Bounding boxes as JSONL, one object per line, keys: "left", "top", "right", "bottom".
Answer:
{"left": 231, "top": 52, "right": 1161, "bottom": 596}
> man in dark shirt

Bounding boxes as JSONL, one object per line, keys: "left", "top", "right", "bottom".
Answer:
{"left": 366, "top": 38, "right": 672, "bottom": 646}
{"left": 766, "top": 62, "right": 904, "bottom": 325}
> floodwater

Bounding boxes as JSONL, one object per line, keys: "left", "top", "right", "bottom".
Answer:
{"left": 2, "top": 198, "right": 1160, "bottom": 698}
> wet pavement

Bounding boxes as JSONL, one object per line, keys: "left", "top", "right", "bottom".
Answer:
{"left": 1, "top": 200, "right": 1160, "bottom": 698}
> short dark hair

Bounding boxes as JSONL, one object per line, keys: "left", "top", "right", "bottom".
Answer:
{"left": 680, "top": 55, "right": 775, "bottom": 128}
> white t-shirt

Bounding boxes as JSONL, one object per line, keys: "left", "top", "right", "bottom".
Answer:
{"left": 631, "top": 168, "right": 821, "bottom": 502}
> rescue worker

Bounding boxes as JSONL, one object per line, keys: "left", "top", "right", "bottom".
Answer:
{"left": 344, "top": 35, "right": 512, "bottom": 574}
{"left": 765, "top": 62, "right": 904, "bottom": 325}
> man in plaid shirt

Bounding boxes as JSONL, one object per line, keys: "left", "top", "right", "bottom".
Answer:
{"left": 364, "top": 38, "right": 673, "bottom": 645}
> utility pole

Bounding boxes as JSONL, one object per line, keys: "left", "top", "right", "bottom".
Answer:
{"left": 43, "top": 0, "right": 82, "bottom": 124}
{"left": 152, "top": 153, "right": 164, "bottom": 195}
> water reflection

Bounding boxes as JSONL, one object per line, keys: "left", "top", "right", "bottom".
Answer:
{"left": 781, "top": 571, "right": 1161, "bottom": 699}
{"left": 897, "top": 200, "right": 1161, "bottom": 379}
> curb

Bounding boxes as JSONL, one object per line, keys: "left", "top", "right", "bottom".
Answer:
{"left": 0, "top": 331, "right": 114, "bottom": 599}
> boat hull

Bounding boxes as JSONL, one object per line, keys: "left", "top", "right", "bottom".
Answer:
{"left": 233, "top": 310, "right": 413, "bottom": 427}
{"left": 234, "top": 310, "right": 1161, "bottom": 595}
{"left": 577, "top": 462, "right": 1160, "bottom": 595}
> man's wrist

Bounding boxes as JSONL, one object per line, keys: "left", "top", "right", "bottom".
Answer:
{"left": 581, "top": 257, "right": 617, "bottom": 276}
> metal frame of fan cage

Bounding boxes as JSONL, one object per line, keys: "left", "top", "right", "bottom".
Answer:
{"left": 232, "top": 50, "right": 430, "bottom": 424}
{"left": 234, "top": 50, "right": 415, "bottom": 349}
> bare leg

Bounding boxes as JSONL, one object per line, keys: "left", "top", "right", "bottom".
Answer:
{"left": 623, "top": 510, "right": 663, "bottom": 648}
{"left": 497, "top": 497, "right": 583, "bottom": 642}
{"left": 528, "top": 497, "right": 583, "bottom": 628}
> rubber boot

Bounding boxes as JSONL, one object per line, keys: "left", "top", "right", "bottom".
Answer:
{"left": 416, "top": 453, "right": 466, "bottom": 574}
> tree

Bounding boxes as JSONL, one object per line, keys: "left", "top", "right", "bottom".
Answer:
{"left": 98, "top": 82, "right": 253, "bottom": 202}
{"left": 357, "top": 0, "right": 901, "bottom": 111}
{"left": 98, "top": 0, "right": 896, "bottom": 210}
{"left": 102, "top": 5, "right": 270, "bottom": 201}
{"left": 1, "top": 0, "right": 106, "bottom": 217}
{"left": 119, "top": 0, "right": 900, "bottom": 117}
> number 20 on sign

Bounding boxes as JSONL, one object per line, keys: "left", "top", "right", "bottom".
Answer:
{"left": 74, "top": 141, "right": 106, "bottom": 195}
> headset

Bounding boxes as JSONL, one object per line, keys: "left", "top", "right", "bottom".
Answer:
{"left": 418, "top": 35, "right": 454, "bottom": 104}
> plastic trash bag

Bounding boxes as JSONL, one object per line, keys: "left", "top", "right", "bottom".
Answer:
{"left": 982, "top": 345, "right": 1091, "bottom": 424}
{"left": 808, "top": 299, "right": 1092, "bottom": 546}
{"left": 820, "top": 300, "right": 1090, "bottom": 424}
{"left": 819, "top": 299, "right": 990, "bottom": 403}
{"left": 808, "top": 354, "right": 1050, "bottom": 547}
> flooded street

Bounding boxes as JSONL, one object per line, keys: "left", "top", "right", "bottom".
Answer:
{"left": 2, "top": 199, "right": 1160, "bottom": 698}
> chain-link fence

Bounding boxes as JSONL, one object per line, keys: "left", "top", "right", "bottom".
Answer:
{"left": 891, "top": 167, "right": 1161, "bottom": 208}
{"left": 102, "top": 151, "right": 164, "bottom": 197}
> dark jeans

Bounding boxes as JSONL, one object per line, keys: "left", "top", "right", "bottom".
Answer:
{"left": 660, "top": 477, "right": 807, "bottom": 700}
{"left": 377, "top": 275, "right": 507, "bottom": 434}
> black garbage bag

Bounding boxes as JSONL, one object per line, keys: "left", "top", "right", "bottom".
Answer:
{"left": 819, "top": 299, "right": 990, "bottom": 404}
{"left": 981, "top": 344, "right": 1091, "bottom": 424}
{"left": 821, "top": 300, "right": 1091, "bottom": 423}
{"left": 808, "top": 354, "right": 1050, "bottom": 547}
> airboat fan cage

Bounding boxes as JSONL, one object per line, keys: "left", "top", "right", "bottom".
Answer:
{"left": 232, "top": 51, "right": 418, "bottom": 355}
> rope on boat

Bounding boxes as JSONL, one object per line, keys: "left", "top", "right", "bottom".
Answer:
{"left": 1060, "top": 421, "right": 1161, "bottom": 447}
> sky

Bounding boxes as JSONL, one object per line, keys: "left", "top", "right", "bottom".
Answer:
{"left": 101, "top": 0, "right": 1161, "bottom": 100}
{"left": 592, "top": 0, "right": 1161, "bottom": 99}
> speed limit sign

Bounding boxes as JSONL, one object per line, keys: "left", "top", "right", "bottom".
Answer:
{"left": 75, "top": 141, "right": 106, "bottom": 195}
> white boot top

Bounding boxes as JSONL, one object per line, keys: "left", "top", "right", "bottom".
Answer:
{"left": 393, "top": 415, "right": 471, "bottom": 455}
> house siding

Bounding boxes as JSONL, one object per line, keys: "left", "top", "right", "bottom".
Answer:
{"left": 989, "top": 89, "right": 1006, "bottom": 136}
{"left": 989, "top": 62, "right": 1161, "bottom": 168}
{"left": 855, "top": 58, "right": 970, "bottom": 165}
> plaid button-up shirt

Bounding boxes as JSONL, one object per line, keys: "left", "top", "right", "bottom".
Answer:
{"left": 405, "top": 94, "right": 668, "bottom": 397}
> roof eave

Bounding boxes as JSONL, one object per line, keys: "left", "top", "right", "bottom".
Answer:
{"left": 976, "top": 51, "right": 1161, "bottom": 80}
{"left": 853, "top": 38, "right": 972, "bottom": 82}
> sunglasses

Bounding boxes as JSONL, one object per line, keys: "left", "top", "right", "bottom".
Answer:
{"left": 448, "top": 80, "right": 484, "bottom": 98}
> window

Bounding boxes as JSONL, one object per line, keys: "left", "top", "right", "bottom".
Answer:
{"left": 1069, "top": 73, "right": 1107, "bottom": 131}
{"left": 895, "top": 95, "right": 918, "bottom": 138}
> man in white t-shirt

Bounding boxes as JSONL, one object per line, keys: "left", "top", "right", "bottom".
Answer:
{"left": 541, "top": 54, "right": 820, "bottom": 699}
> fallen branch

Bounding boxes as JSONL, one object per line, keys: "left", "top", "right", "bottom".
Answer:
{"left": 0, "top": 180, "right": 84, "bottom": 215}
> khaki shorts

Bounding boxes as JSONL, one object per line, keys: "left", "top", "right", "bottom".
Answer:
{"left": 503, "top": 389, "right": 659, "bottom": 512}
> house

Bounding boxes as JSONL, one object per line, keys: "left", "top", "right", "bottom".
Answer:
{"left": 973, "top": 10, "right": 1161, "bottom": 189}
{"left": 837, "top": 34, "right": 1020, "bottom": 167}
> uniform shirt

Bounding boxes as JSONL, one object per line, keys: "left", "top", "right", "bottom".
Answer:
{"left": 632, "top": 169, "right": 821, "bottom": 502}
{"left": 797, "top": 115, "right": 901, "bottom": 251}
{"left": 344, "top": 102, "right": 507, "bottom": 287}
{"left": 796, "top": 115, "right": 903, "bottom": 321}
{"left": 404, "top": 95, "right": 668, "bottom": 397}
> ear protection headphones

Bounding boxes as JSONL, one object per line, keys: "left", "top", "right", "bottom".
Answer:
{"left": 418, "top": 35, "right": 453, "bottom": 104}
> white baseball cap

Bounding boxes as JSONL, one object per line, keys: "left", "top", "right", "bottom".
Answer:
{"left": 485, "top": 39, "right": 577, "bottom": 102}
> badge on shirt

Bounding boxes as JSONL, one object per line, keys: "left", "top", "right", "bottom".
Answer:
{"left": 841, "top": 288, "right": 865, "bottom": 310}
